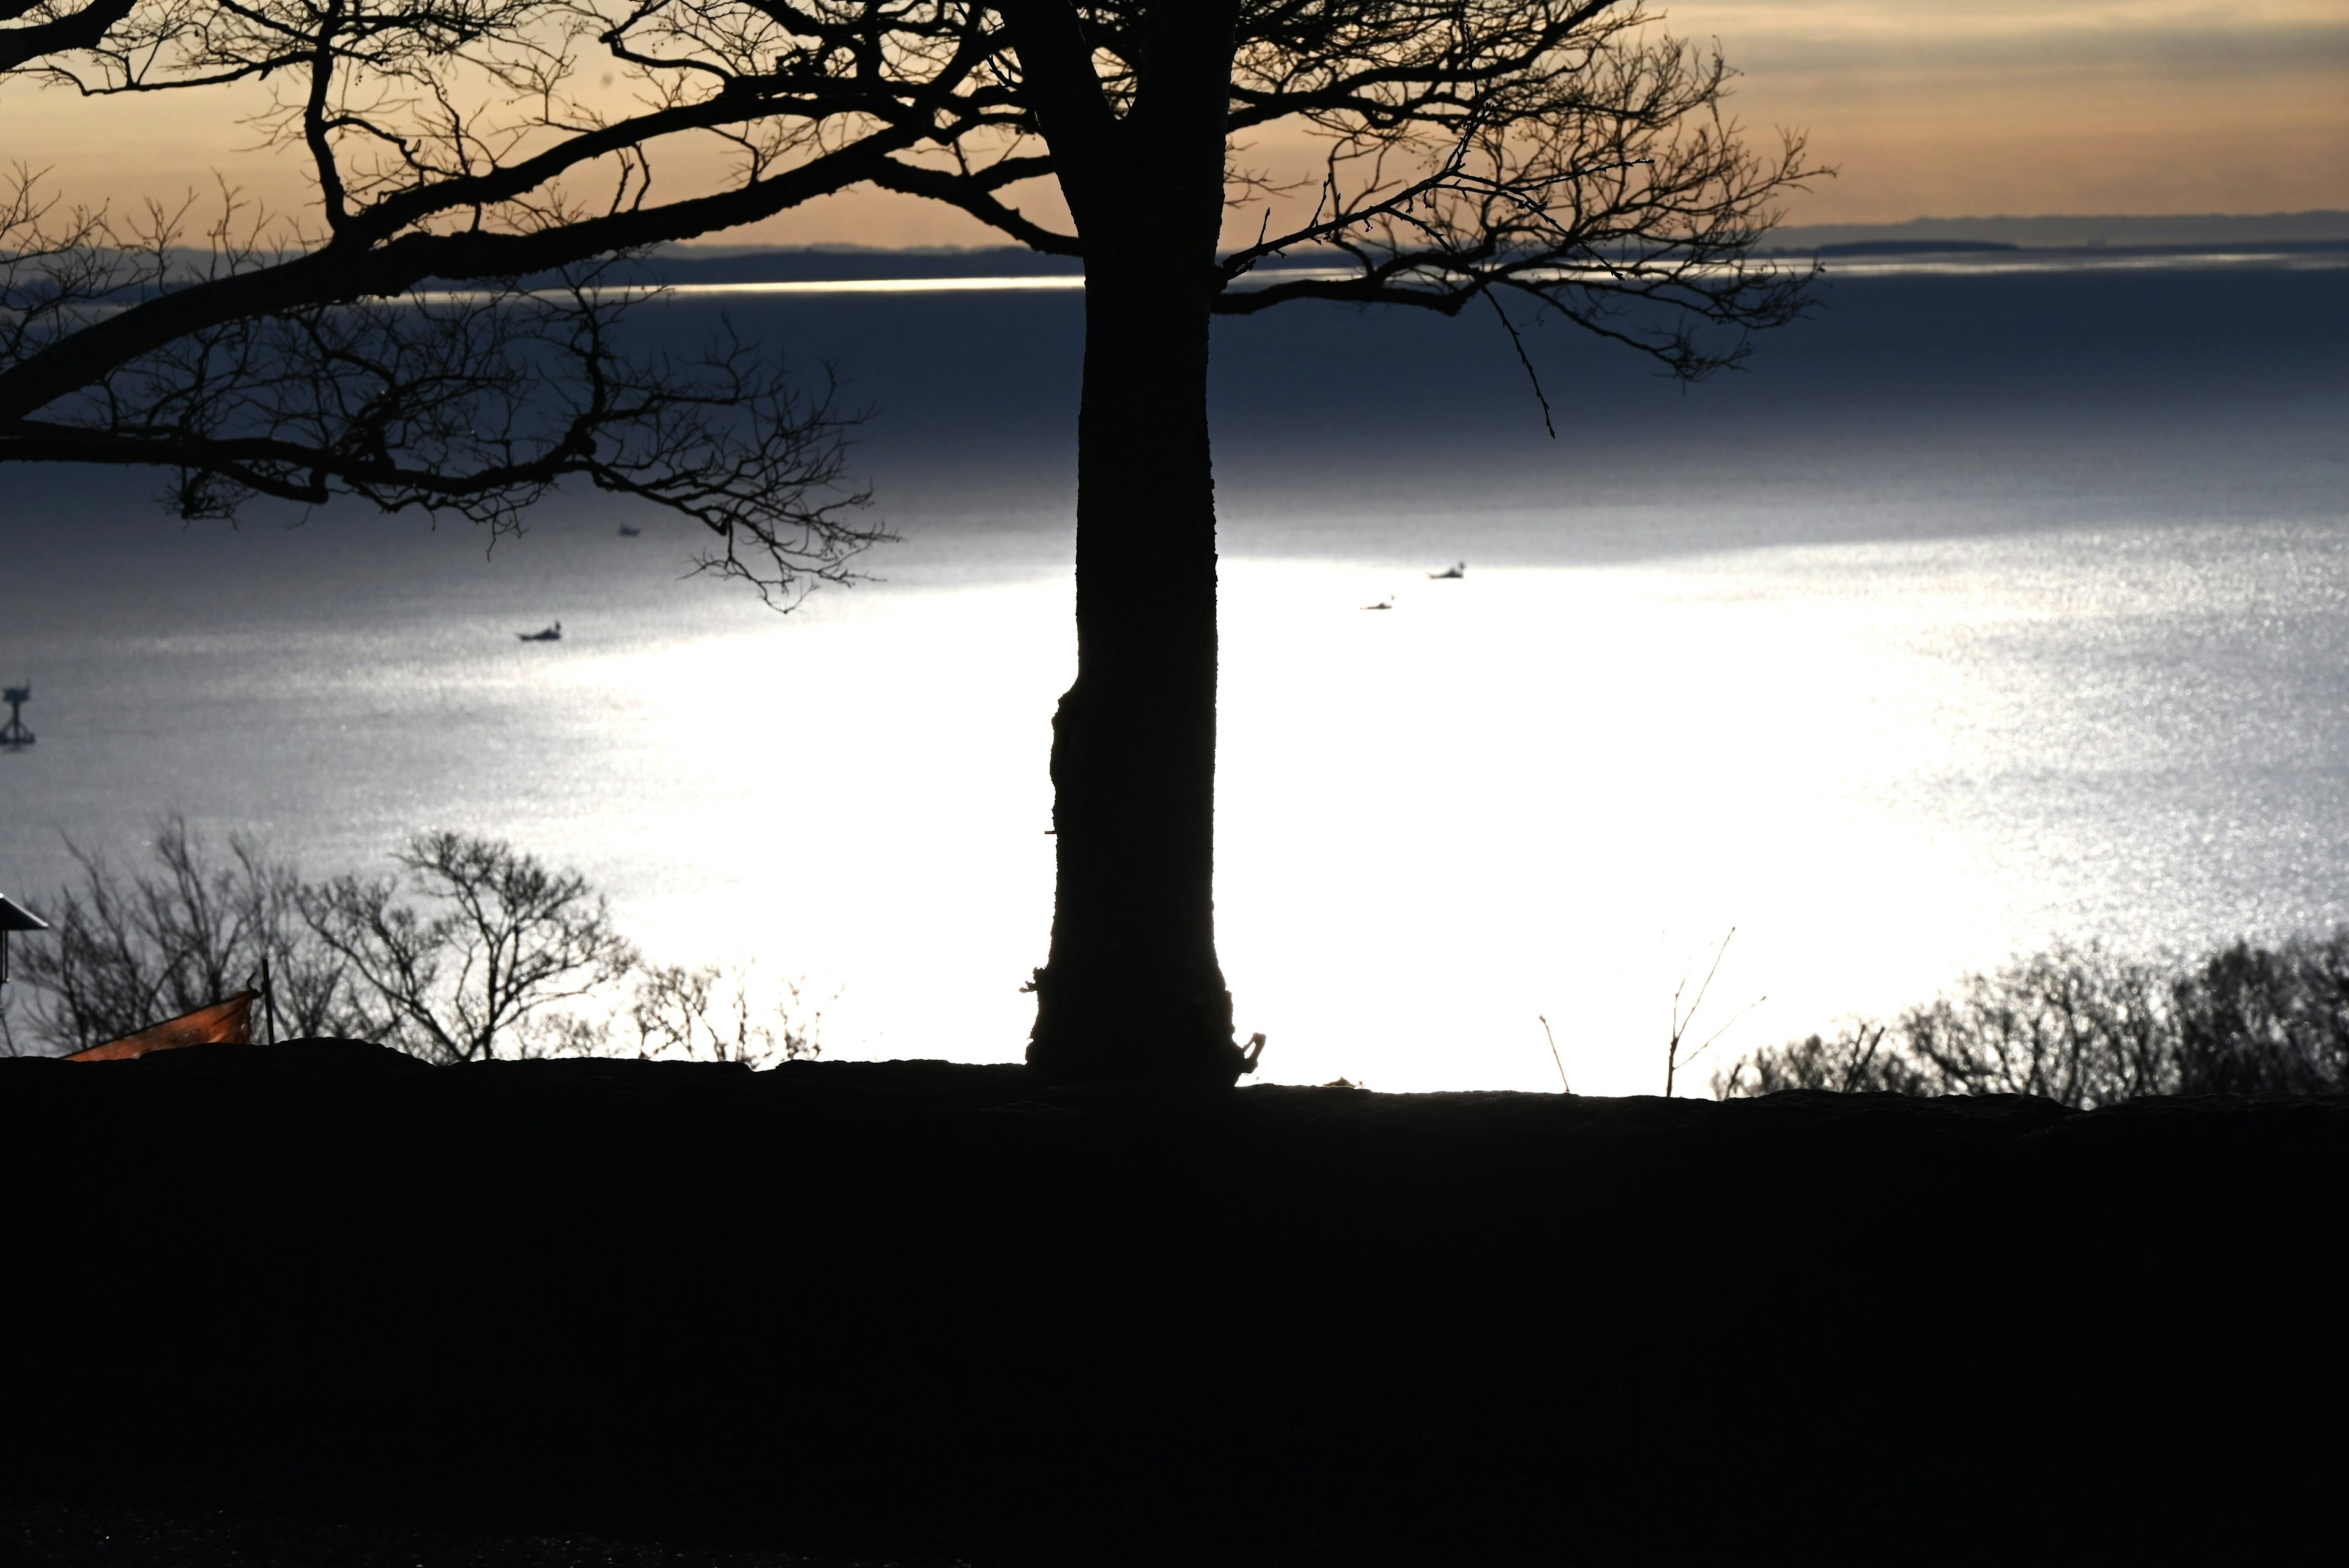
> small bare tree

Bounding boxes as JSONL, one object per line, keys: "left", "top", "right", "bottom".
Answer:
{"left": 5, "top": 822, "right": 837, "bottom": 1065}
{"left": 626, "top": 961, "right": 825, "bottom": 1068}
{"left": 1899, "top": 945, "right": 2172, "bottom": 1105}
{"left": 1715, "top": 935, "right": 2349, "bottom": 1105}
{"left": 1663, "top": 927, "right": 1764, "bottom": 1097}
{"left": 2169, "top": 936, "right": 2349, "bottom": 1095}
{"left": 303, "top": 831, "right": 639, "bottom": 1063}
{"left": 0, "top": 987, "right": 33, "bottom": 1057}
{"left": 1713, "top": 1020, "right": 1932, "bottom": 1099}
{"left": 12, "top": 816, "right": 370, "bottom": 1051}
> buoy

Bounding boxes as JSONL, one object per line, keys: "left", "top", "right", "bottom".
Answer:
{"left": 0, "top": 683, "right": 32, "bottom": 748}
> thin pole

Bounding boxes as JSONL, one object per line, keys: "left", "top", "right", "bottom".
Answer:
{"left": 1539, "top": 1014, "right": 1570, "bottom": 1094}
{"left": 261, "top": 954, "right": 279, "bottom": 1045}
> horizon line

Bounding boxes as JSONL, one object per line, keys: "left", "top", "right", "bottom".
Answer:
{"left": 670, "top": 209, "right": 2349, "bottom": 255}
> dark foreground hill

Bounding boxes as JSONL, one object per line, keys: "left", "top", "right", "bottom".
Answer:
{"left": 2, "top": 1044, "right": 2343, "bottom": 1564}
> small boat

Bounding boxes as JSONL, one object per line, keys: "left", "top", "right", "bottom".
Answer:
{"left": 1362, "top": 596, "right": 1394, "bottom": 611}
{"left": 617, "top": 526, "right": 642, "bottom": 537}
{"left": 1429, "top": 561, "right": 1466, "bottom": 579}
{"left": 518, "top": 621, "right": 563, "bottom": 642}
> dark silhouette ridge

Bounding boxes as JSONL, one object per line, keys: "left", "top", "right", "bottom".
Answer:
{"left": 2, "top": 1046, "right": 2342, "bottom": 1563}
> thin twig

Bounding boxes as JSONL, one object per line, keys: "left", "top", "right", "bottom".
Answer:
{"left": 1668, "top": 927, "right": 1743, "bottom": 1096}
{"left": 1486, "top": 291, "right": 1555, "bottom": 439}
{"left": 1694, "top": 993, "right": 1767, "bottom": 1058}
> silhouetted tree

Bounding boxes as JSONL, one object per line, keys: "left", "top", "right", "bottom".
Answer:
{"left": 12, "top": 816, "right": 374, "bottom": 1050}
{"left": 2170, "top": 935, "right": 2349, "bottom": 1094}
{"left": 303, "top": 831, "right": 639, "bottom": 1061}
{"left": 0, "top": 0, "right": 882, "bottom": 593}
{"left": 5, "top": 820, "right": 827, "bottom": 1062}
{"left": 7, "top": 1, "right": 1816, "bottom": 1082}
{"left": 1718, "top": 934, "right": 2349, "bottom": 1106}
{"left": 0, "top": 0, "right": 136, "bottom": 73}
{"left": 627, "top": 960, "right": 826, "bottom": 1066}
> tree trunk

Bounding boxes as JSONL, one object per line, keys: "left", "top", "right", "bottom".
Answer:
{"left": 1020, "top": 1, "right": 1246, "bottom": 1086}
{"left": 1025, "top": 243, "right": 1245, "bottom": 1085}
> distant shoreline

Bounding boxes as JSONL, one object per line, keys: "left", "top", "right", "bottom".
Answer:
{"left": 637, "top": 209, "right": 2349, "bottom": 286}
{"left": 1762, "top": 207, "right": 2349, "bottom": 253}
{"left": 625, "top": 234, "right": 2348, "bottom": 290}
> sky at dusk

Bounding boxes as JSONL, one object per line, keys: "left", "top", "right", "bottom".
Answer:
{"left": 0, "top": 1, "right": 2340, "bottom": 246}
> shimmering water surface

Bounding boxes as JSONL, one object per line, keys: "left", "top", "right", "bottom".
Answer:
{"left": 2, "top": 258, "right": 2343, "bottom": 1093}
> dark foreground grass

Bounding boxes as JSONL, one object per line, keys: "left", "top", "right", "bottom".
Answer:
{"left": 0, "top": 1495, "right": 866, "bottom": 1568}
{"left": 4, "top": 1045, "right": 2343, "bottom": 1565}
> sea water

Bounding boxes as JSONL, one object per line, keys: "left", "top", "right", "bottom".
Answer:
{"left": 1, "top": 255, "right": 2343, "bottom": 1094}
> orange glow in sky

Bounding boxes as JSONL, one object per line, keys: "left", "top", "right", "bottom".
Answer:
{"left": 0, "top": 0, "right": 2339, "bottom": 248}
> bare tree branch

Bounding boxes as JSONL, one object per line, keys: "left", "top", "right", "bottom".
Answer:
{"left": 0, "top": 0, "right": 1819, "bottom": 593}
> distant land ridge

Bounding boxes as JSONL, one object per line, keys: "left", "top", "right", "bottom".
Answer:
{"left": 642, "top": 212, "right": 2349, "bottom": 283}
{"left": 1763, "top": 210, "right": 2349, "bottom": 253}
{"left": 1811, "top": 239, "right": 2019, "bottom": 257}
{"left": 646, "top": 244, "right": 1084, "bottom": 284}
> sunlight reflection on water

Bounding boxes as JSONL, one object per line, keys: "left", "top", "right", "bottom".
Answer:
{"left": 4, "top": 263, "right": 2346, "bottom": 1090}
{"left": 5, "top": 513, "right": 2348, "bottom": 1093}
{"left": 1211, "top": 524, "right": 2349, "bottom": 1091}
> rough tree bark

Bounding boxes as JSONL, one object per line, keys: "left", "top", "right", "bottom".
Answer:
{"left": 1017, "top": 2, "right": 1249, "bottom": 1084}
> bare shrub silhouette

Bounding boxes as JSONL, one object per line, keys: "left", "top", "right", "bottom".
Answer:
{"left": 2170, "top": 936, "right": 2349, "bottom": 1094}
{"left": 302, "top": 832, "right": 639, "bottom": 1063}
{"left": 1898, "top": 945, "right": 2175, "bottom": 1105}
{"left": 1719, "top": 934, "right": 2349, "bottom": 1105}
{"left": 1663, "top": 927, "right": 1764, "bottom": 1096}
{"left": 626, "top": 962, "right": 826, "bottom": 1069}
{"left": 10, "top": 816, "right": 371, "bottom": 1052}
{"left": 1714, "top": 1021, "right": 1932, "bottom": 1098}
{"left": 5, "top": 821, "right": 818, "bottom": 1065}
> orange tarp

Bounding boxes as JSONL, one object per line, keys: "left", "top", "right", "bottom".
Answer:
{"left": 67, "top": 991, "right": 258, "bottom": 1061}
